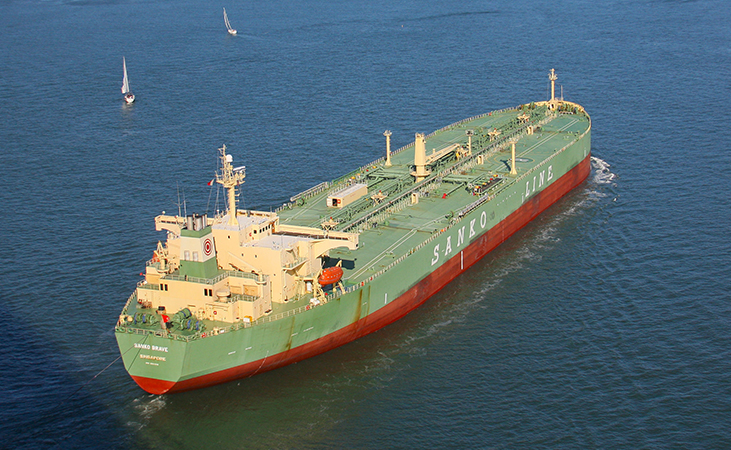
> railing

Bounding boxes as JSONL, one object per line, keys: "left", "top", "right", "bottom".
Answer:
{"left": 283, "top": 256, "right": 308, "bottom": 271}
{"left": 276, "top": 106, "right": 522, "bottom": 213}
{"left": 118, "top": 109, "right": 590, "bottom": 342}
{"left": 338, "top": 110, "right": 549, "bottom": 233}
{"left": 289, "top": 181, "right": 330, "bottom": 203}
{"left": 220, "top": 293, "right": 259, "bottom": 303}
{"left": 162, "top": 269, "right": 262, "bottom": 285}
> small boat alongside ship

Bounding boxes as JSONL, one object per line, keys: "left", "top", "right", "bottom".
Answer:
{"left": 115, "top": 69, "right": 592, "bottom": 394}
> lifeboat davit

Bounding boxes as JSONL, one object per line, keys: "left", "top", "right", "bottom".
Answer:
{"left": 318, "top": 266, "right": 343, "bottom": 286}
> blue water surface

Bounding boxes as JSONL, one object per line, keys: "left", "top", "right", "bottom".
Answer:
{"left": 1, "top": 0, "right": 730, "bottom": 448}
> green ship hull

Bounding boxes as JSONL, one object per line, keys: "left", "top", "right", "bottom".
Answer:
{"left": 116, "top": 74, "right": 591, "bottom": 394}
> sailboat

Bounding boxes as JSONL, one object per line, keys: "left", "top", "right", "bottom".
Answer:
{"left": 223, "top": 7, "right": 237, "bottom": 35}
{"left": 121, "top": 57, "right": 135, "bottom": 104}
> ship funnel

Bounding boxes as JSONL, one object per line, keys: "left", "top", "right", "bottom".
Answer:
{"left": 186, "top": 213, "right": 208, "bottom": 231}
{"left": 194, "top": 214, "right": 206, "bottom": 231}
{"left": 411, "top": 133, "right": 430, "bottom": 182}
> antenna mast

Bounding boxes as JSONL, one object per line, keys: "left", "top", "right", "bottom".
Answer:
{"left": 176, "top": 182, "right": 182, "bottom": 217}
{"left": 548, "top": 68, "right": 558, "bottom": 109}
{"left": 216, "top": 145, "right": 246, "bottom": 226}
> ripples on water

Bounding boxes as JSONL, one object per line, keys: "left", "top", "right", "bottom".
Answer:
{"left": 2, "top": 0, "right": 731, "bottom": 448}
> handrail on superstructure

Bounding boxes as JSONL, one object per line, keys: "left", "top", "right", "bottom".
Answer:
{"left": 119, "top": 109, "right": 591, "bottom": 342}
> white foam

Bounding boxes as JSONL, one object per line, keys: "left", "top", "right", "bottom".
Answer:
{"left": 133, "top": 395, "right": 166, "bottom": 421}
{"left": 591, "top": 156, "right": 617, "bottom": 185}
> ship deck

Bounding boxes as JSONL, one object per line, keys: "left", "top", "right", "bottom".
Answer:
{"left": 119, "top": 104, "right": 590, "bottom": 337}
{"left": 277, "top": 107, "right": 590, "bottom": 288}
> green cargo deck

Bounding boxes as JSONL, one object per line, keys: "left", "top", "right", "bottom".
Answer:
{"left": 119, "top": 103, "right": 590, "bottom": 338}
{"left": 276, "top": 105, "right": 589, "bottom": 290}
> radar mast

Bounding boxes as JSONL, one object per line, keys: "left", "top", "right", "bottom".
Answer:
{"left": 216, "top": 145, "right": 246, "bottom": 225}
{"left": 549, "top": 68, "right": 558, "bottom": 109}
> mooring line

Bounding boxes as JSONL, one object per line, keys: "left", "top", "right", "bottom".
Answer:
{"left": 64, "top": 334, "right": 147, "bottom": 402}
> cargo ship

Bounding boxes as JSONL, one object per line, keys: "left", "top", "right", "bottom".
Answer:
{"left": 115, "top": 70, "right": 591, "bottom": 394}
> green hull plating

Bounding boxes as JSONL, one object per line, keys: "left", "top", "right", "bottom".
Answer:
{"left": 116, "top": 98, "right": 591, "bottom": 394}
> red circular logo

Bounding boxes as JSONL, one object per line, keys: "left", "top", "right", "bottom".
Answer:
{"left": 203, "top": 238, "right": 213, "bottom": 256}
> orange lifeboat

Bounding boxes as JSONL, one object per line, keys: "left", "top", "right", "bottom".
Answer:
{"left": 318, "top": 266, "right": 343, "bottom": 286}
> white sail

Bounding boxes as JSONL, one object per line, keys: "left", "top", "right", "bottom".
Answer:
{"left": 223, "top": 8, "right": 236, "bottom": 35}
{"left": 122, "top": 57, "right": 130, "bottom": 94}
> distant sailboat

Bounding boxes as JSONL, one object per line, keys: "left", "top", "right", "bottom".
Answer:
{"left": 223, "top": 7, "right": 237, "bottom": 35}
{"left": 121, "top": 57, "right": 135, "bottom": 104}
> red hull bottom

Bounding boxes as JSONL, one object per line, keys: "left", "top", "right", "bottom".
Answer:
{"left": 134, "top": 154, "right": 592, "bottom": 394}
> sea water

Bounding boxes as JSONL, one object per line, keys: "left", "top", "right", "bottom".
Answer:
{"left": 1, "top": 0, "right": 731, "bottom": 448}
